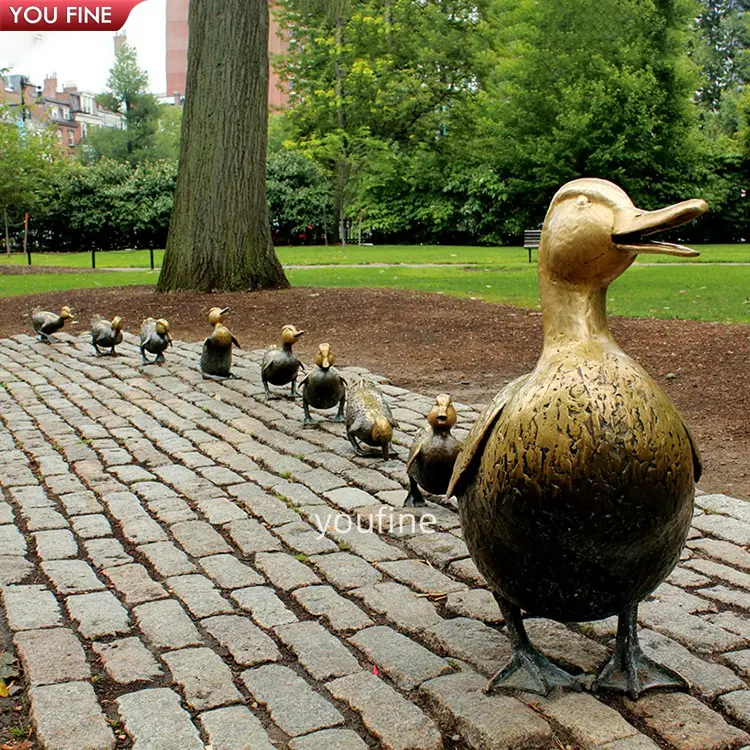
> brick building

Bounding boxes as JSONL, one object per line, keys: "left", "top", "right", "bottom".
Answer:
{"left": 166, "top": 0, "right": 288, "bottom": 108}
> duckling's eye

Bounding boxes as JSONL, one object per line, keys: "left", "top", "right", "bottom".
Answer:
{"left": 576, "top": 195, "right": 591, "bottom": 208}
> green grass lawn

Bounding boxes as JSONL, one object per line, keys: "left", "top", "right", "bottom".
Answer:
{"left": 1, "top": 247, "right": 748, "bottom": 323}
{"left": 1, "top": 243, "right": 747, "bottom": 269}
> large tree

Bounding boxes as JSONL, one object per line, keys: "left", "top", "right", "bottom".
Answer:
{"left": 158, "top": 0, "right": 288, "bottom": 291}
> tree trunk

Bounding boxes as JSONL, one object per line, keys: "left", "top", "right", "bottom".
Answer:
{"left": 4, "top": 209, "right": 10, "bottom": 257}
{"left": 158, "top": 0, "right": 288, "bottom": 292}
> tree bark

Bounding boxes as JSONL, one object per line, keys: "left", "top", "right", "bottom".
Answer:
{"left": 158, "top": 0, "right": 289, "bottom": 292}
{"left": 4, "top": 209, "right": 10, "bottom": 257}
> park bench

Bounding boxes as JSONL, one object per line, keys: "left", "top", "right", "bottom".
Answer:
{"left": 524, "top": 229, "right": 541, "bottom": 263}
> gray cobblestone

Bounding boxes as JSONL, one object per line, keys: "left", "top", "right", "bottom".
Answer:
{"left": 42, "top": 559, "right": 105, "bottom": 594}
{"left": 276, "top": 621, "right": 361, "bottom": 680}
{"left": 255, "top": 551, "right": 321, "bottom": 590}
{"left": 30, "top": 681, "right": 114, "bottom": 750}
{"left": 84, "top": 537, "right": 133, "bottom": 568}
{"left": 0, "top": 524, "right": 28, "bottom": 555}
{"left": 71, "top": 513, "right": 112, "bottom": 538}
{"left": 58, "top": 490, "right": 103, "bottom": 515}
{"left": 421, "top": 671, "right": 554, "bottom": 750}
{"left": 93, "top": 637, "right": 164, "bottom": 684}
{"left": 231, "top": 586, "right": 298, "bottom": 628}
{"left": 199, "top": 705, "right": 276, "bottom": 750}
{"left": 294, "top": 585, "right": 373, "bottom": 632}
{"left": 351, "top": 582, "right": 442, "bottom": 634}
{"left": 138, "top": 541, "right": 196, "bottom": 576}
{"left": 66, "top": 590, "right": 131, "bottom": 638}
{"left": 199, "top": 553, "right": 264, "bottom": 589}
{"left": 103, "top": 563, "right": 168, "bottom": 604}
{"left": 378, "top": 559, "right": 467, "bottom": 595}
{"left": 134, "top": 599, "right": 203, "bottom": 649}
{"left": 166, "top": 574, "right": 234, "bottom": 617}
{"left": 163, "top": 646, "right": 243, "bottom": 710}
{"left": 0, "top": 555, "right": 32, "bottom": 584}
{"left": 310, "top": 551, "right": 382, "bottom": 590}
{"left": 328, "top": 670, "right": 442, "bottom": 750}
{"left": 170, "top": 519, "right": 232, "bottom": 556}
{"left": 2, "top": 585, "right": 62, "bottom": 630}
{"left": 117, "top": 687, "right": 204, "bottom": 750}
{"left": 274, "top": 520, "right": 339, "bottom": 555}
{"left": 195, "top": 496, "right": 248, "bottom": 524}
{"left": 688, "top": 537, "right": 750, "bottom": 571}
{"left": 34, "top": 528, "right": 78, "bottom": 560}
{"left": 719, "top": 691, "right": 750, "bottom": 732}
{"left": 350, "top": 625, "right": 451, "bottom": 689}
{"left": 289, "top": 728, "right": 369, "bottom": 750}
{"left": 15, "top": 627, "right": 90, "bottom": 685}
{"left": 226, "top": 518, "right": 282, "bottom": 554}
{"left": 202, "top": 614, "right": 281, "bottom": 666}
{"left": 243, "top": 663, "right": 344, "bottom": 736}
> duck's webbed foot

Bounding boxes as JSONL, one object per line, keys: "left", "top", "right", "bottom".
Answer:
{"left": 488, "top": 595, "right": 581, "bottom": 696}
{"left": 333, "top": 397, "right": 346, "bottom": 423}
{"left": 404, "top": 477, "right": 425, "bottom": 507}
{"left": 594, "top": 605, "right": 686, "bottom": 699}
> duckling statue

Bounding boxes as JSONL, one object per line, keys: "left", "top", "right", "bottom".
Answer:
{"left": 139, "top": 317, "right": 172, "bottom": 365}
{"left": 447, "top": 178, "right": 707, "bottom": 700}
{"left": 345, "top": 380, "right": 398, "bottom": 460}
{"left": 200, "top": 307, "right": 241, "bottom": 381}
{"left": 32, "top": 306, "right": 73, "bottom": 343}
{"left": 90, "top": 315, "right": 124, "bottom": 356}
{"left": 261, "top": 325, "right": 305, "bottom": 398}
{"left": 405, "top": 394, "right": 462, "bottom": 506}
{"left": 299, "top": 343, "right": 346, "bottom": 425}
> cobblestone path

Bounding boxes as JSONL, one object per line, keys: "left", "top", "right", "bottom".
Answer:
{"left": 1, "top": 332, "right": 750, "bottom": 750}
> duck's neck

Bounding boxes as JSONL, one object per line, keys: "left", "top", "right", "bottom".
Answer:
{"left": 539, "top": 275, "right": 619, "bottom": 353}
{"left": 282, "top": 341, "right": 294, "bottom": 352}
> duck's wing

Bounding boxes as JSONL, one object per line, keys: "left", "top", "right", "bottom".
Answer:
{"left": 405, "top": 432, "right": 425, "bottom": 473}
{"left": 446, "top": 373, "right": 529, "bottom": 498}
{"left": 231, "top": 336, "right": 241, "bottom": 349}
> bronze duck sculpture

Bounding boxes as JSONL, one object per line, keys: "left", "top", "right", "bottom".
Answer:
{"left": 261, "top": 325, "right": 305, "bottom": 398}
{"left": 345, "top": 380, "right": 398, "bottom": 460}
{"left": 299, "top": 343, "right": 346, "bottom": 424}
{"left": 140, "top": 318, "right": 172, "bottom": 365}
{"left": 200, "top": 307, "right": 240, "bottom": 381}
{"left": 405, "top": 393, "right": 462, "bottom": 506}
{"left": 91, "top": 315, "right": 124, "bottom": 356}
{"left": 447, "top": 178, "right": 707, "bottom": 700}
{"left": 32, "top": 305, "right": 73, "bottom": 343}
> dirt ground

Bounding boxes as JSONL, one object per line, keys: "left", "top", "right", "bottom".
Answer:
{"left": 0, "top": 284, "right": 747, "bottom": 501}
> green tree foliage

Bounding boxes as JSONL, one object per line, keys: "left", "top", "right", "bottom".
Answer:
{"left": 84, "top": 42, "right": 163, "bottom": 164}
{"left": 0, "top": 114, "right": 58, "bottom": 252}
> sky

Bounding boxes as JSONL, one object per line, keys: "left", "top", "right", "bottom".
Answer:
{"left": 0, "top": 0, "right": 167, "bottom": 94}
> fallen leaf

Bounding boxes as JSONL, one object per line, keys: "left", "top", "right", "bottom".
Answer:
{"left": 0, "top": 679, "right": 8, "bottom": 698}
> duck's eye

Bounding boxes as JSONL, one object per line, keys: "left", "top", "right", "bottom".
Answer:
{"left": 576, "top": 195, "right": 591, "bottom": 208}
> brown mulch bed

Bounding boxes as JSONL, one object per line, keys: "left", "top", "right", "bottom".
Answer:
{"left": 1, "top": 286, "right": 747, "bottom": 501}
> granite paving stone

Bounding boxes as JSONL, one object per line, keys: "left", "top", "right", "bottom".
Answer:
{"left": 202, "top": 614, "right": 281, "bottom": 666}
{"left": 162, "top": 647, "right": 243, "bottom": 710}
{"left": 294, "top": 584, "right": 374, "bottom": 632}
{"left": 199, "top": 705, "right": 276, "bottom": 750}
{"left": 2, "top": 585, "right": 62, "bottom": 631}
{"left": 15, "top": 627, "right": 90, "bottom": 685}
{"left": 116, "top": 687, "right": 204, "bottom": 750}
{"left": 42, "top": 559, "right": 106, "bottom": 594}
{"left": 350, "top": 625, "right": 451, "bottom": 689}
{"left": 242, "top": 663, "right": 345, "bottom": 736}
{"left": 225, "top": 517, "right": 282, "bottom": 554}
{"left": 170, "top": 519, "right": 232, "bottom": 556}
{"left": 327, "top": 670, "right": 442, "bottom": 750}
{"left": 137, "top": 541, "right": 197, "bottom": 576}
{"left": 66, "top": 590, "right": 131, "bottom": 638}
{"left": 310, "top": 551, "right": 383, "bottom": 590}
{"left": 231, "top": 586, "right": 298, "bottom": 628}
{"left": 33, "top": 528, "right": 78, "bottom": 559}
{"left": 102, "top": 563, "right": 168, "bottom": 604}
{"left": 276, "top": 621, "right": 361, "bottom": 680}
{"left": 166, "top": 573, "right": 234, "bottom": 617}
{"left": 30, "top": 681, "right": 115, "bottom": 750}
{"left": 133, "top": 599, "right": 203, "bottom": 649}
{"left": 351, "top": 582, "right": 442, "bottom": 634}
{"left": 719, "top": 691, "right": 750, "bottom": 732}
{"left": 93, "top": 637, "right": 164, "bottom": 684}
{"left": 199, "top": 553, "right": 265, "bottom": 589}
{"left": 84, "top": 537, "right": 133, "bottom": 568}
{"left": 289, "top": 728, "right": 369, "bottom": 750}
{"left": 71, "top": 513, "right": 113, "bottom": 538}
{"left": 254, "top": 551, "right": 322, "bottom": 590}
{"left": 420, "top": 671, "right": 554, "bottom": 750}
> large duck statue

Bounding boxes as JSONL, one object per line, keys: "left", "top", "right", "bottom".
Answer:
{"left": 405, "top": 393, "right": 462, "bottom": 507}
{"left": 261, "top": 325, "right": 305, "bottom": 398}
{"left": 32, "top": 306, "right": 73, "bottom": 343}
{"left": 299, "top": 343, "right": 346, "bottom": 424}
{"left": 140, "top": 318, "right": 172, "bottom": 365}
{"left": 447, "top": 178, "right": 707, "bottom": 700}
{"left": 91, "top": 315, "right": 124, "bottom": 356}
{"left": 345, "top": 380, "right": 398, "bottom": 460}
{"left": 201, "top": 307, "right": 240, "bottom": 381}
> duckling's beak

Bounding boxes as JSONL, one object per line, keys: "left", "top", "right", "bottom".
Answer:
{"left": 612, "top": 198, "right": 708, "bottom": 257}
{"left": 220, "top": 307, "right": 231, "bottom": 316}
{"left": 295, "top": 329, "right": 305, "bottom": 339}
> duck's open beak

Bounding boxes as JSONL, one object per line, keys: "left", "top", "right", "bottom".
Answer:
{"left": 612, "top": 198, "right": 708, "bottom": 257}
{"left": 295, "top": 330, "right": 305, "bottom": 339}
{"left": 220, "top": 307, "right": 231, "bottom": 316}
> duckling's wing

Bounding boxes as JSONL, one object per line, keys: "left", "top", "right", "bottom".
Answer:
{"left": 232, "top": 336, "right": 241, "bottom": 349}
{"left": 405, "top": 439, "right": 422, "bottom": 473}
{"left": 446, "top": 373, "right": 529, "bottom": 498}
{"left": 682, "top": 419, "right": 703, "bottom": 483}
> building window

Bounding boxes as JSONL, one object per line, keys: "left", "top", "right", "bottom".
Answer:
{"left": 68, "top": 130, "right": 74, "bottom": 146}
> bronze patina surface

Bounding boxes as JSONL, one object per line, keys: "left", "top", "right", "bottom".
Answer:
{"left": 139, "top": 317, "right": 172, "bottom": 365}
{"left": 345, "top": 380, "right": 398, "bottom": 460}
{"left": 405, "top": 393, "right": 462, "bottom": 506}
{"left": 448, "top": 178, "right": 707, "bottom": 698}
{"left": 299, "top": 342, "right": 347, "bottom": 424}
{"left": 90, "top": 315, "right": 124, "bottom": 356}
{"left": 261, "top": 324, "right": 305, "bottom": 398}
{"left": 31, "top": 305, "right": 73, "bottom": 343}
{"left": 200, "top": 306, "right": 240, "bottom": 380}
